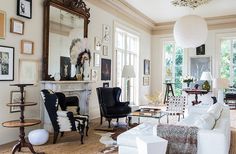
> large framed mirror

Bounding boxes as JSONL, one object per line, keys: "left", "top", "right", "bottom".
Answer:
{"left": 43, "top": 0, "right": 90, "bottom": 80}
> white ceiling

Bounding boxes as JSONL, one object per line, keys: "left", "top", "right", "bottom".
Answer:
{"left": 124, "top": 0, "right": 236, "bottom": 23}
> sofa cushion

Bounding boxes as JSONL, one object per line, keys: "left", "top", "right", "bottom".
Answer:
{"left": 207, "top": 103, "right": 223, "bottom": 120}
{"left": 193, "top": 113, "right": 215, "bottom": 130}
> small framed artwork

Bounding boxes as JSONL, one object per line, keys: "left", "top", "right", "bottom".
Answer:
{"left": 0, "top": 45, "right": 14, "bottom": 81}
{"left": 196, "top": 44, "right": 205, "bottom": 55}
{"left": 19, "top": 59, "right": 38, "bottom": 84}
{"left": 93, "top": 53, "right": 100, "bottom": 67}
{"left": 103, "top": 82, "right": 109, "bottom": 87}
{"left": 91, "top": 69, "right": 98, "bottom": 81}
{"left": 101, "top": 58, "right": 111, "bottom": 80}
{"left": 21, "top": 40, "right": 34, "bottom": 54}
{"left": 60, "top": 56, "right": 71, "bottom": 79}
{"left": 17, "top": 0, "right": 32, "bottom": 19}
{"left": 143, "top": 77, "right": 150, "bottom": 86}
{"left": 10, "top": 91, "right": 26, "bottom": 113}
{"left": 102, "top": 24, "right": 111, "bottom": 44}
{"left": 94, "top": 37, "right": 102, "bottom": 51}
{"left": 10, "top": 18, "right": 24, "bottom": 35}
{"left": 144, "top": 59, "right": 150, "bottom": 75}
{"left": 102, "top": 45, "right": 108, "bottom": 56}
{"left": 0, "top": 10, "right": 6, "bottom": 39}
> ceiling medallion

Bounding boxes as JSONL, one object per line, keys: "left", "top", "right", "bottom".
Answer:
{"left": 171, "top": 0, "right": 212, "bottom": 9}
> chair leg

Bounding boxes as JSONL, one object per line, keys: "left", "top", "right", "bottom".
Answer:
{"left": 108, "top": 118, "right": 111, "bottom": 128}
{"left": 53, "top": 132, "right": 59, "bottom": 144}
{"left": 167, "top": 115, "right": 169, "bottom": 124}
{"left": 117, "top": 118, "right": 119, "bottom": 122}
{"left": 79, "top": 122, "right": 85, "bottom": 144}
{"left": 178, "top": 114, "right": 180, "bottom": 121}
{"left": 100, "top": 116, "right": 103, "bottom": 125}
{"left": 61, "top": 132, "right": 64, "bottom": 137}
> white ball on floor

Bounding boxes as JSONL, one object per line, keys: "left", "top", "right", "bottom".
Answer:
{"left": 28, "top": 129, "right": 49, "bottom": 145}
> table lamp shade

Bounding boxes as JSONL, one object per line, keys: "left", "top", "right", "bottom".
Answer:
{"left": 213, "top": 78, "right": 229, "bottom": 89}
{"left": 200, "top": 72, "right": 212, "bottom": 81}
{"left": 122, "top": 65, "right": 136, "bottom": 78}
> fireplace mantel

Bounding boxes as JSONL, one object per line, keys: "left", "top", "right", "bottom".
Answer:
{"left": 40, "top": 80, "right": 93, "bottom": 132}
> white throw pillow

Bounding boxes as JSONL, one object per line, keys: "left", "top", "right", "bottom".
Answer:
{"left": 194, "top": 113, "right": 215, "bottom": 130}
{"left": 207, "top": 103, "right": 223, "bottom": 120}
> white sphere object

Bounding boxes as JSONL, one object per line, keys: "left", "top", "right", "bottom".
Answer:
{"left": 174, "top": 15, "right": 208, "bottom": 48}
{"left": 28, "top": 129, "right": 49, "bottom": 145}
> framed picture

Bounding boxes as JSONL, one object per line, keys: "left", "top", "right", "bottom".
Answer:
{"left": 10, "top": 18, "right": 24, "bottom": 35}
{"left": 10, "top": 91, "right": 26, "bottom": 113}
{"left": 101, "top": 58, "right": 111, "bottom": 80}
{"left": 60, "top": 56, "right": 71, "bottom": 79}
{"left": 196, "top": 44, "right": 205, "bottom": 55}
{"left": 21, "top": 40, "right": 34, "bottom": 54}
{"left": 0, "top": 46, "right": 14, "bottom": 81}
{"left": 94, "top": 37, "right": 102, "bottom": 51}
{"left": 19, "top": 59, "right": 38, "bottom": 84}
{"left": 93, "top": 52, "right": 100, "bottom": 67}
{"left": 190, "top": 56, "right": 211, "bottom": 80}
{"left": 91, "top": 69, "right": 98, "bottom": 81}
{"left": 17, "top": 0, "right": 32, "bottom": 19}
{"left": 0, "top": 10, "right": 6, "bottom": 39}
{"left": 143, "top": 77, "right": 150, "bottom": 86}
{"left": 144, "top": 59, "right": 150, "bottom": 75}
{"left": 102, "top": 45, "right": 108, "bottom": 56}
{"left": 103, "top": 82, "right": 109, "bottom": 87}
{"left": 102, "top": 24, "right": 110, "bottom": 44}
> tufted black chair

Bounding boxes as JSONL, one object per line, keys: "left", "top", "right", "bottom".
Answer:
{"left": 41, "top": 89, "right": 86, "bottom": 144}
{"left": 96, "top": 87, "right": 131, "bottom": 128}
{"left": 55, "top": 92, "right": 89, "bottom": 136}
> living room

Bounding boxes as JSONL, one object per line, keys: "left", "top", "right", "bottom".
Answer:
{"left": 0, "top": 0, "right": 236, "bottom": 154}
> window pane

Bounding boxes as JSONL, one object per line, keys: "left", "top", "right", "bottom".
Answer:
{"left": 117, "top": 32, "right": 125, "bottom": 49}
{"left": 220, "top": 40, "right": 231, "bottom": 79}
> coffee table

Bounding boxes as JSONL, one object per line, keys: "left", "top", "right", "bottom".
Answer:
{"left": 128, "top": 108, "right": 167, "bottom": 125}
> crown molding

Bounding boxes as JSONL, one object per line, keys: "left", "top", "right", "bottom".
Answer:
{"left": 152, "top": 15, "right": 236, "bottom": 35}
{"left": 85, "top": 0, "right": 236, "bottom": 35}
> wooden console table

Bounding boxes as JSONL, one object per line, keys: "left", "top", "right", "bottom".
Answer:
{"left": 184, "top": 89, "right": 209, "bottom": 106}
{"left": 2, "top": 84, "right": 43, "bottom": 154}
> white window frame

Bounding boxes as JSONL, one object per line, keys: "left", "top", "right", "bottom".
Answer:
{"left": 113, "top": 24, "right": 140, "bottom": 105}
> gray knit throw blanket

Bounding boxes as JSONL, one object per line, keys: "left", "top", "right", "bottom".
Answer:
{"left": 156, "top": 124, "right": 199, "bottom": 154}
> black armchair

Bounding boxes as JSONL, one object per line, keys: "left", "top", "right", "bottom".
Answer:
{"left": 96, "top": 87, "right": 131, "bottom": 128}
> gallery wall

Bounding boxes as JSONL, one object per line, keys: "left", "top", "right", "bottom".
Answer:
{"left": 0, "top": 0, "right": 151, "bottom": 144}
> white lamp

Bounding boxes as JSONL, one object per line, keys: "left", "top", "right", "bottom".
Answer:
{"left": 174, "top": 15, "right": 208, "bottom": 48}
{"left": 122, "top": 65, "right": 136, "bottom": 102}
{"left": 213, "top": 78, "right": 229, "bottom": 104}
{"left": 200, "top": 72, "right": 212, "bottom": 91}
{"left": 200, "top": 72, "right": 212, "bottom": 81}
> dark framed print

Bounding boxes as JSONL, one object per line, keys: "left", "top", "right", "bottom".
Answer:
{"left": 17, "top": 0, "right": 32, "bottom": 19}
{"left": 101, "top": 58, "right": 111, "bottom": 80}
{"left": 10, "top": 18, "right": 24, "bottom": 35}
{"left": 196, "top": 44, "right": 205, "bottom": 55}
{"left": 0, "top": 46, "right": 14, "bottom": 81}
{"left": 103, "top": 82, "right": 109, "bottom": 87}
{"left": 10, "top": 91, "right": 26, "bottom": 113}
{"left": 60, "top": 56, "right": 71, "bottom": 80}
{"left": 144, "top": 59, "right": 150, "bottom": 75}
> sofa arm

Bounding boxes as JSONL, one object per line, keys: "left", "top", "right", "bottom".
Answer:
{"left": 198, "top": 129, "right": 228, "bottom": 154}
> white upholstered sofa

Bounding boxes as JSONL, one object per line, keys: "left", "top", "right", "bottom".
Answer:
{"left": 117, "top": 103, "right": 230, "bottom": 154}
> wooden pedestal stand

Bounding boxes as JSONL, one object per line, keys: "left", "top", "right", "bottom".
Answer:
{"left": 2, "top": 84, "right": 44, "bottom": 154}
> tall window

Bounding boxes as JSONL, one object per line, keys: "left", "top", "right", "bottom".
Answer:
{"left": 220, "top": 38, "right": 236, "bottom": 85}
{"left": 163, "top": 42, "right": 184, "bottom": 96}
{"left": 115, "top": 27, "right": 139, "bottom": 104}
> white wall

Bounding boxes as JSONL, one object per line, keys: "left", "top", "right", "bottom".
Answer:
{"left": 151, "top": 28, "right": 236, "bottom": 94}
{"left": 0, "top": 0, "right": 151, "bottom": 144}
{"left": 0, "top": 0, "right": 43, "bottom": 145}
{"left": 86, "top": 1, "right": 152, "bottom": 119}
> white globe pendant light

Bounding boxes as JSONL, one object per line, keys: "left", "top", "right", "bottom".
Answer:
{"left": 174, "top": 15, "right": 208, "bottom": 48}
